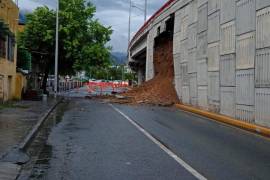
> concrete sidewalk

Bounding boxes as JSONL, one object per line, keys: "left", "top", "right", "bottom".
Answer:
{"left": 0, "top": 98, "right": 57, "bottom": 158}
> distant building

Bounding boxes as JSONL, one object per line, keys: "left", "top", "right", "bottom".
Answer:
{"left": 18, "top": 11, "right": 26, "bottom": 32}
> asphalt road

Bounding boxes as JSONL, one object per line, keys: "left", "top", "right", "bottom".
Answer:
{"left": 43, "top": 98, "right": 270, "bottom": 180}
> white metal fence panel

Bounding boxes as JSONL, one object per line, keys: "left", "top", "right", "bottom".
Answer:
{"left": 208, "top": 0, "right": 220, "bottom": 15}
{"left": 174, "top": 53, "right": 181, "bottom": 76}
{"left": 188, "top": 23, "right": 198, "bottom": 49}
{"left": 189, "top": 73, "right": 198, "bottom": 106}
{"left": 208, "top": 10, "right": 220, "bottom": 43}
{"left": 197, "top": 31, "right": 208, "bottom": 59}
{"left": 220, "top": 21, "right": 236, "bottom": 55}
{"left": 173, "top": 32, "right": 181, "bottom": 54}
{"left": 198, "top": 2, "right": 208, "bottom": 33}
{"left": 220, "top": 54, "right": 236, "bottom": 86}
{"left": 220, "top": 87, "right": 236, "bottom": 117}
{"left": 236, "top": 32, "right": 255, "bottom": 69}
{"left": 180, "top": 39, "right": 189, "bottom": 63}
{"left": 197, "top": 58, "right": 208, "bottom": 86}
{"left": 256, "top": 0, "right": 270, "bottom": 10}
{"left": 255, "top": 47, "right": 270, "bottom": 87}
{"left": 198, "top": 0, "right": 208, "bottom": 7}
{"left": 256, "top": 7, "right": 270, "bottom": 49}
{"left": 220, "top": 0, "right": 236, "bottom": 24}
{"left": 181, "top": 62, "right": 189, "bottom": 85}
{"left": 208, "top": 71, "right": 220, "bottom": 102}
{"left": 175, "top": 75, "right": 182, "bottom": 99}
{"left": 174, "top": 13, "right": 181, "bottom": 33}
{"left": 255, "top": 88, "right": 270, "bottom": 127}
{"left": 236, "top": 104, "right": 255, "bottom": 123}
{"left": 182, "top": 86, "right": 190, "bottom": 104}
{"left": 208, "top": 42, "right": 220, "bottom": 71}
{"left": 189, "top": 0, "right": 198, "bottom": 25}
{"left": 180, "top": 14, "right": 189, "bottom": 40}
{"left": 236, "top": 69, "right": 255, "bottom": 105}
{"left": 236, "top": 0, "right": 256, "bottom": 35}
{"left": 198, "top": 86, "right": 208, "bottom": 109}
{"left": 188, "top": 48, "right": 197, "bottom": 73}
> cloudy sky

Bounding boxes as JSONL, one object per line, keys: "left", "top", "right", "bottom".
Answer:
{"left": 18, "top": 0, "right": 167, "bottom": 52}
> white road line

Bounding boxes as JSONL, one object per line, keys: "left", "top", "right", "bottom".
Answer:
{"left": 109, "top": 104, "right": 207, "bottom": 180}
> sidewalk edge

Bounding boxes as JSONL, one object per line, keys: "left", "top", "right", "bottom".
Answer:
{"left": 19, "top": 99, "right": 63, "bottom": 151}
{"left": 175, "top": 104, "right": 270, "bottom": 137}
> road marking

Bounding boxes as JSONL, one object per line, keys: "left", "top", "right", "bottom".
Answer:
{"left": 110, "top": 104, "right": 207, "bottom": 180}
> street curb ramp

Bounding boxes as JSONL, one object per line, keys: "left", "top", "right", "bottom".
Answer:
{"left": 175, "top": 104, "right": 270, "bottom": 138}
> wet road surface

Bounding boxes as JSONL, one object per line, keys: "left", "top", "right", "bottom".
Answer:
{"left": 26, "top": 98, "right": 270, "bottom": 180}
{"left": 45, "top": 99, "right": 195, "bottom": 180}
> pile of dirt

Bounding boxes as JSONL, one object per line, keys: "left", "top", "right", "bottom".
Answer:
{"left": 121, "top": 33, "right": 179, "bottom": 106}
{"left": 88, "top": 33, "right": 180, "bottom": 106}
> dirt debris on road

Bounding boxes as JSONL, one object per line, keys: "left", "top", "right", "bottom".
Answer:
{"left": 89, "top": 33, "right": 180, "bottom": 107}
{"left": 123, "top": 34, "right": 179, "bottom": 106}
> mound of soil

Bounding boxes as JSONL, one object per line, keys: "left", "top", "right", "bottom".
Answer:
{"left": 121, "top": 33, "right": 179, "bottom": 106}
{"left": 90, "top": 33, "right": 180, "bottom": 106}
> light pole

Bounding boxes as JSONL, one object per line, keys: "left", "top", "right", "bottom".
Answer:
{"left": 144, "top": 0, "right": 147, "bottom": 22}
{"left": 54, "top": 0, "right": 59, "bottom": 98}
{"left": 128, "top": 0, "right": 147, "bottom": 45}
{"left": 128, "top": 0, "right": 132, "bottom": 45}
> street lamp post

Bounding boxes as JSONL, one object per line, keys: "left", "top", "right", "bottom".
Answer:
{"left": 128, "top": 0, "right": 147, "bottom": 65}
{"left": 128, "top": 0, "right": 132, "bottom": 45}
{"left": 54, "top": 0, "right": 59, "bottom": 98}
{"left": 144, "top": 0, "right": 147, "bottom": 22}
{"left": 27, "top": 0, "right": 59, "bottom": 97}
{"left": 128, "top": 0, "right": 147, "bottom": 45}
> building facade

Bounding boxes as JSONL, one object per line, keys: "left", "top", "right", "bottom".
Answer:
{"left": 0, "top": 0, "right": 19, "bottom": 102}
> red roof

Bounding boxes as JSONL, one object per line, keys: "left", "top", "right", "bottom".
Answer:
{"left": 129, "top": 0, "right": 176, "bottom": 47}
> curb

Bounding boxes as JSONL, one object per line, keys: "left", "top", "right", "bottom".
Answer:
{"left": 175, "top": 104, "right": 270, "bottom": 137}
{"left": 19, "top": 98, "right": 63, "bottom": 151}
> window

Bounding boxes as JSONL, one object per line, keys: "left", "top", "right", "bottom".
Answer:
{"left": 7, "top": 34, "right": 15, "bottom": 61}
{"left": 0, "top": 37, "right": 6, "bottom": 58}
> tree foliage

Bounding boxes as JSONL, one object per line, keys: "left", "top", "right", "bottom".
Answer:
{"left": 18, "top": 0, "right": 112, "bottom": 92}
{"left": 87, "top": 66, "right": 135, "bottom": 81}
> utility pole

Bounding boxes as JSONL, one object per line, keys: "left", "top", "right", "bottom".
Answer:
{"left": 54, "top": 0, "right": 59, "bottom": 98}
{"left": 122, "top": 66, "right": 124, "bottom": 81}
{"left": 144, "top": 0, "right": 147, "bottom": 22}
{"left": 128, "top": 0, "right": 132, "bottom": 45}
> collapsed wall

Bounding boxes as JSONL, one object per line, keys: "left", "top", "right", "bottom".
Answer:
{"left": 130, "top": 0, "right": 270, "bottom": 128}
{"left": 124, "top": 30, "right": 179, "bottom": 106}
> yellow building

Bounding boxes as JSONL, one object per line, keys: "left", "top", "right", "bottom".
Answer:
{"left": 0, "top": 0, "right": 19, "bottom": 102}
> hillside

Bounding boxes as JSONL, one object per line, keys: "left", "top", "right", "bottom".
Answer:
{"left": 111, "top": 52, "right": 127, "bottom": 65}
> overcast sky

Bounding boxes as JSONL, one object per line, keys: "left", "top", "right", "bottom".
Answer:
{"left": 18, "top": 0, "right": 167, "bottom": 52}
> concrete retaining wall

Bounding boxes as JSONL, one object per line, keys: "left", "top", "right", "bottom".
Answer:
{"left": 130, "top": 0, "right": 270, "bottom": 128}
{"left": 170, "top": 0, "right": 270, "bottom": 127}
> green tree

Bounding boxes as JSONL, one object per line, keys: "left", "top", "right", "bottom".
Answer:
{"left": 17, "top": 47, "right": 32, "bottom": 71}
{"left": 59, "top": 0, "right": 112, "bottom": 74}
{"left": 19, "top": 7, "right": 56, "bottom": 93}
{"left": 19, "top": 0, "right": 112, "bottom": 93}
{"left": 86, "top": 65, "right": 135, "bottom": 81}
